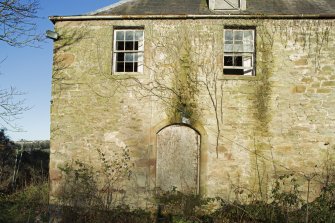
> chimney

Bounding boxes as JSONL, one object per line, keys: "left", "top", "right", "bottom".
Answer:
{"left": 209, "top": 0, "right": 246, "bottom": 11}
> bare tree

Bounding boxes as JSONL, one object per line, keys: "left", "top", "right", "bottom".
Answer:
{"left": 0, "top": 0, "right": 39, "bottom": 129}
{"left": 0, "top": 0, "right": 40, "bottom": 47}
{"left": 0, "top": 87, "right": 30, "bottom": 130}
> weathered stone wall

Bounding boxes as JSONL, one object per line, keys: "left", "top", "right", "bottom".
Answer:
{"left": 50, "top": 18, "right": 335, "bottom": 207}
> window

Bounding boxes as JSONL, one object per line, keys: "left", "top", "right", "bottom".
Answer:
{"left": 113, "top": 29, "right": 144, "bottom": 73}
{"left": 224, "top": 28, "right": 255, "bottom": 75}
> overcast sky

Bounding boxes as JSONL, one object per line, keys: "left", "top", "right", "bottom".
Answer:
{"left": 0, "top": 0, "right": 118, "bottom": 141}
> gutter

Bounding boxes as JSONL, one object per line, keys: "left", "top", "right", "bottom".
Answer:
{"left": 49, "top": 14, "right": 335, "bottom": 23}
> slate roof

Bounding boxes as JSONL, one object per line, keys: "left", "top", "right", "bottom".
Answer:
{"left": 88, "top": 0, "right": 335, "bottom": 16}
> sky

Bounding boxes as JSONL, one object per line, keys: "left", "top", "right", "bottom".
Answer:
{"left": 0, "top": 0, "right": 118, "bottom": 141}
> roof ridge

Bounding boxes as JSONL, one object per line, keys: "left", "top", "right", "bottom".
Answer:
{"left": 85, "top": 0, "right": 137, "bottom": 15}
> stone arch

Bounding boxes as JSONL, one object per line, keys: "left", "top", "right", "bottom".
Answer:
{"left": 156, "top": 124, "right": 200, "bottom": 194}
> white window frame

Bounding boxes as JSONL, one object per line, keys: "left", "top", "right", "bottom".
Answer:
{"left": 223, "top": 28, "right": 255, "bottom": 76}
{"left": 113, "top": 29, "right": 144, "bottom": 73}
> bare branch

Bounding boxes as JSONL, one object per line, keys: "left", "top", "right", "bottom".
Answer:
{"left": 0, "top": 0, "right": 41, "bottom": 47}
{"left": 0, "top": 87, "right": 30, "bottom": 130}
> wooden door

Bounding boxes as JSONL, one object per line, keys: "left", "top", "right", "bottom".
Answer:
{"left": 156, "top": 125, "right": 200, "bottom": 193}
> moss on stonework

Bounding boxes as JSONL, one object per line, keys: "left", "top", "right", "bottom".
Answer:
{"left": 166, "top": 32, "right": 200, "bottom": 125}
{"left": 252, "top": 26, "right": 274, "bottom": 137}
{"left": 248, "top": 24, "right": 274, "bottom": 199}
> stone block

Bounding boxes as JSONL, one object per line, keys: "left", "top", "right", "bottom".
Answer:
{"left": 301, "top": 77, "right": 313, "bottom": 83}
{"left": 292, "top": 85, "right": 306, "bottom": 93}
{"left": 294, "top": 58, "right": 308, "bottom": 66}
{"left": 322, "top": 81, "right": 335, "bottom": 87}
{"left": 316, "top": 88, "right": 332, "bottom": 93}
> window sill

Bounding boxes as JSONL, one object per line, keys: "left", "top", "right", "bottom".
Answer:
{"left": 219, "top": 75, "right": 258, "bottom": 81}
{"left": 112, "top": 72, "right": 144, "bottom": 78}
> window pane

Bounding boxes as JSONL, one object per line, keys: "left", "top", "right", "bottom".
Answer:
{"left": 116, "top": 31, "right": 124, "bottom": 41}
{"left": 243, "top": 56, "right": 252, "bottom": 67}
{"left": 224, "top": 56, "right": 233, "bottom": 66}
{"left": 116, "top": 41, "right": 124, "bottom": 50}
{"left": 138, "top": 41, "right": 144, "bottom": 51}
{"left": 244, "top": 30, "right": 253, "bottom": 41}
{"left": 125, "top": 53, "right": 134, "bottom": 62}
{"left": 134, "top": 62, "right": 138, "bottom": 72}
{"left": 116, "top": 62, "right": 124, "bottom": 72}
{"left": 135, "top": 31, "right": 143, "bottom": 41}
{"left": 234, "top": 44, "right": 244, "bottom": 52}
{"left": 225, "top": 30, "right": 233, "bottom": 41}
{"left": 244, "top": 44, "right": 254, "bottom": 52}
{"left": 125, "top": 41, "right": 134, "bottom": 50}
{"left": 125, "top": 62, "right": 134, "bottom": 72}
{"left": 137, "top": 53, "right": 143, "bottom": 63}
{"left": 134, "top": 41, "right": 139, "bottom": 50}
{"left": 234, "top": 56, "right": 243, "bottom": 66}
{"left": 133, "top": 53, "right": 138, "bottom": 62}
{"left": 116, "top": 53, "right": 124, "bottom": 62}
{"left": 126, "top": 31, "right": 134, "bottom": 40}
{"left": 234, "top": 31, "right": 243, "bottom": 41}
{"left": 224, "top": 44, "right": 233, "bottom": 52}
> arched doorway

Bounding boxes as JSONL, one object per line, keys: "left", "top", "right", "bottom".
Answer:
{"left": 156, "top": 125, "right": 200, "bottom": 194}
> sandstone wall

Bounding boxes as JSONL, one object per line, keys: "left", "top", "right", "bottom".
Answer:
{"left": 50, "top": 18, "right": 335, "bottom": 207}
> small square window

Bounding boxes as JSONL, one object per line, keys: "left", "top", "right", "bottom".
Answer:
{"left": 224, "top": 28, "right": 255, "bottom": 76}
{"left": 113, "top": 29, "right": 144, "bottom": 73}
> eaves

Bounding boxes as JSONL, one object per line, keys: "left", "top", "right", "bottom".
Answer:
{"left": 49, "top": 14, "right": 335, "bottom": 24}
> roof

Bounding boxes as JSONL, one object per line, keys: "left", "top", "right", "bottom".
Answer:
{"left": 88, "top": 0, "right": 335, "bottom": 16}
{"left": 49, "top": 0, "right": 335, "bottom": 22}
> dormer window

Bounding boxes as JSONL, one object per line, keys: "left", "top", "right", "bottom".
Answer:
{"left": 209, "top": 0, "right": 246, "bottom": 11}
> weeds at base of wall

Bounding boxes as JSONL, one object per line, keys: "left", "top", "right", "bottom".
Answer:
{"left": 0, "top": 174, "right": 333, "bottom": 222}
{"left": 55, "top": 205, "right": 152, "bottom": 223}
{"left": 154, "top": 175, "right": 335, "bottom": 223}
{"left": 0, "top": 182, "right": 49, "bottom": 223}
{"left": 50, "top": 156, "right": 335, "bottom": 223}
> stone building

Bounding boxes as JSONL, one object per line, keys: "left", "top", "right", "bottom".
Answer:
{"left": 49, "top": 0, "right": 335, "bottom": 207}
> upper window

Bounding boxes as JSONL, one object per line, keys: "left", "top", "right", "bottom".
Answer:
{"left": 113, "top": 29, "right": 144, "bottom": 73}
{"left": 224, "top": 28, "right": 255, "bottom": 76}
